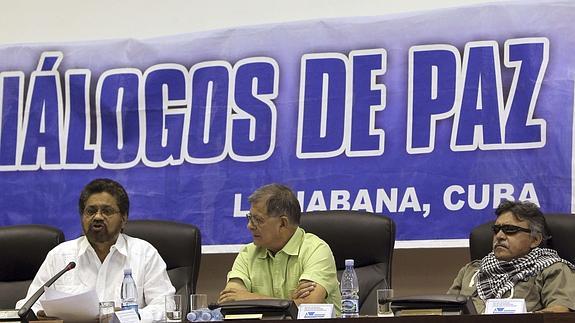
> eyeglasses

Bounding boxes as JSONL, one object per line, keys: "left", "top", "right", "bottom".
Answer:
{"left": 83, "top": 205, "right": 120, "bottom": 218}
{"left": 492, "top": 224, "right": 531, "bottom": 235}
{"left": 246, "top": 213, "right": 266, "bottom": 227}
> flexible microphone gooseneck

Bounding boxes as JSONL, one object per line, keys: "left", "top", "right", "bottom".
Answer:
{"left": 17, "top": 261, "right": 76, "bottom": 322}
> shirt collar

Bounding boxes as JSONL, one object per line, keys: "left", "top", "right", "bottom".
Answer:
{"left": 256, "top": 227, "right": 305, "bottom": 259}
{"left": 78, "top": 236, "right": 91, "bottom": 256}
{"left": 77, "top": 233, "right": 128, "bottom": 257}
{"left": 114, "top": 233, "right": 128, "bottom": 257}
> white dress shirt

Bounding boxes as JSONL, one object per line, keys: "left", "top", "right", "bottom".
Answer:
{"left": 16, "top": 233, "right": 176, "bottom": 322}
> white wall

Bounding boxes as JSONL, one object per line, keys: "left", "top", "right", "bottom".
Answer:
{"left": 2, "top": 0, "right": 508, "bottom": 44}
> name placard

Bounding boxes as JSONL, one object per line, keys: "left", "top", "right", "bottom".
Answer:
{"left": 113, "top": 309, "right": 140, "bottom": 323}
{"left": 485, "top": 299, "right": 527, "bottom": 314}
{"left": 297, "top": 304, "right": 335, "bottom": 319}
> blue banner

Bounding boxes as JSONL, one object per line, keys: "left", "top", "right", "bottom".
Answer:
{"left": 0, "top": 1, "right": 573, "bottom": 251}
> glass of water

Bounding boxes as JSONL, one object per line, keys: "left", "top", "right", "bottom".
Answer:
{"left": 377, "top": 289, "right": 394, "bottom": 317}
{"left": 165, "top": 295, "right": 182, "bottom": 322}
{"left": 190, "top": 294, "right": 208, "bottom": 311}
{"left": 99, "top": 301, "right": 115, "bottom": 323}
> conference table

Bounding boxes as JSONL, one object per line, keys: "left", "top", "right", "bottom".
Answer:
{"left": 238, "top": 313, "right": 575, "bottom": 323}
{"left": 26, "top": 312, "right": 575, "bottom": 323}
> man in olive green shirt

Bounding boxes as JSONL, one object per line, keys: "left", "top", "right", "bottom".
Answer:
{"left": 218, "top": 184, "right": 342, "bottom": 315}
{"left": 448, "top": 200, "right": 575, "bottom": 313}
{"left": 449, "top": 260, "right": 575, "bottom": 313}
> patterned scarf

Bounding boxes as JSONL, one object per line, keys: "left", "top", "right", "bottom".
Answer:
{"left": 476, "top": 248, "right": 575, "bottom": 300}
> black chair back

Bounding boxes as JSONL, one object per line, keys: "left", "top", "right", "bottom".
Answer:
{"left": 124, "top": 220, "right": 201, "bottom": 314}
{"left": 0, "top": 224, "right": 65, "bottom": 308}
{"left": 469, "top": 213, "right": 575, "bottom": 262}
{"left": 300, "top": 210, "right": 395, "bottom": 315}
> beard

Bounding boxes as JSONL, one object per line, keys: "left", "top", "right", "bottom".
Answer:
{"left": 85, "top": 221, "right": 117, "bottom": 244}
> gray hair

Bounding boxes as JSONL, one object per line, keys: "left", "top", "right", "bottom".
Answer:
{"left": 248, "top": 183, "right": 301, "bottom": 225}
{"left": 495, "top": 200, "right": 548, "bottom": 243}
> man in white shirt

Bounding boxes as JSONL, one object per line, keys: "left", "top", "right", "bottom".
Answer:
{"left": 16, "top": 178, "right": 175, "bottom": 322}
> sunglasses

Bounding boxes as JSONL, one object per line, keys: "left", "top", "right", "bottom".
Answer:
{"left": 492, "top": 224, "right": 531, "bottom": 235}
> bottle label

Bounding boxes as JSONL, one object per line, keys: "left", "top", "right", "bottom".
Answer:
{"left": 341, "top": 299, "right": 358, "bottom": 314}
{"left": 121, "top": 304, "right": 138, "bottom": 313}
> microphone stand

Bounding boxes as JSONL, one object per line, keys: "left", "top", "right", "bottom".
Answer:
{"left": 17, "top": 262, "right": 76, "bottom": 322}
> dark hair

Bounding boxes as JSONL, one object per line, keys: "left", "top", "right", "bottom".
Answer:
{"left": 495, "top": 200, "right": 548, "bottom": 242}
{"left": 248, "top": 183, "right": 301, "bottom": 225}
{"left": 79, "top": 178, "right": 129, "bottom": 217}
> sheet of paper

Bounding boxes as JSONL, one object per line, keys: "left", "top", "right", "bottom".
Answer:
{"left": 40, "top": 287, "right": 100, "bottom": 322}
{"left": 44, "top": 287, "right": 74, "bottom": 299}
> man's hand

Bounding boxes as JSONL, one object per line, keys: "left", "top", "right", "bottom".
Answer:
{"left": 218, "top": 287, "right": 266, "bottom": 303}
{"left": 291, "top": 280, "right": 327, "bottom": 306}
{"left": 291, "top": 281, "right": 317, "bottom": 300}
{"left": 535, "top": 305, "right": 570, "bottom": 313}
{"left": 218, "top": 279, "right": 272, "bottom": 304}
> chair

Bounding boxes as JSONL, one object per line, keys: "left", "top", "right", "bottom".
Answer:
{"left": 469, "top": 213, "right": 575, "bottom": 261}
{"left": 300, "top": 210, "right": 395, "bottom": 315}
{"left": 123, "top": 220, "right": 201, "bottom": 314}
{"left": 0, "top": 224, "right": 65, "bottom": 308}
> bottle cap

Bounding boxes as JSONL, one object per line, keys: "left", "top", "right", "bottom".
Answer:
{"left": 123, "top": 268, "right": 132, "bottom": 274}
{"left": 345, "top": 259, "right": 354, "bottom": 266}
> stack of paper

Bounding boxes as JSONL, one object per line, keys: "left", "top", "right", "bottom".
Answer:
{"left": 40, "top": 288, "right": 99, "bottom": 322}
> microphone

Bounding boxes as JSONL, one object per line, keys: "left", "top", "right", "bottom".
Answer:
{"left": 17, "top": 261, "right": 76, "bottom": 322}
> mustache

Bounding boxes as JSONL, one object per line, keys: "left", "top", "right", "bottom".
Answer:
{"left": 89, "top": 220, "right": 106, "bottom": 227}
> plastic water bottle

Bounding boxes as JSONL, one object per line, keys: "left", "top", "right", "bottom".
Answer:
{"left": 210, "top": 308, "right": 223, "bottom": 321}
{"left": 186, "top": 308, "right": 223, "bottom": 322}
{"left": 120, "top": 268, "right": 139, "bottom": 315}
{"left": 340, "top": 259, "right": 359, "bottom": 318}
{"left": 186, "top": 309, "right": 213, "bottom": 322}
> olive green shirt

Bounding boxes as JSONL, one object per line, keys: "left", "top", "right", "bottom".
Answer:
{"left": 447, "top": 260, "right": 575, "bottom": 313}
{"left": 227, "top": 227, "right": 342, "bottom": 315}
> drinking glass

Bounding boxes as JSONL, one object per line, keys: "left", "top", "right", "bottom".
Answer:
{"left": 165, "top": 295, "right": 182, "bottom": 322}
{"left": 99, "top": 301, "right": 115, "bottom": 323}
{"left": 190, "top": 294, "right": 208, "bottom": 310}
{"left": 377, "top": 289, "right": 394, "bottom": 317}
